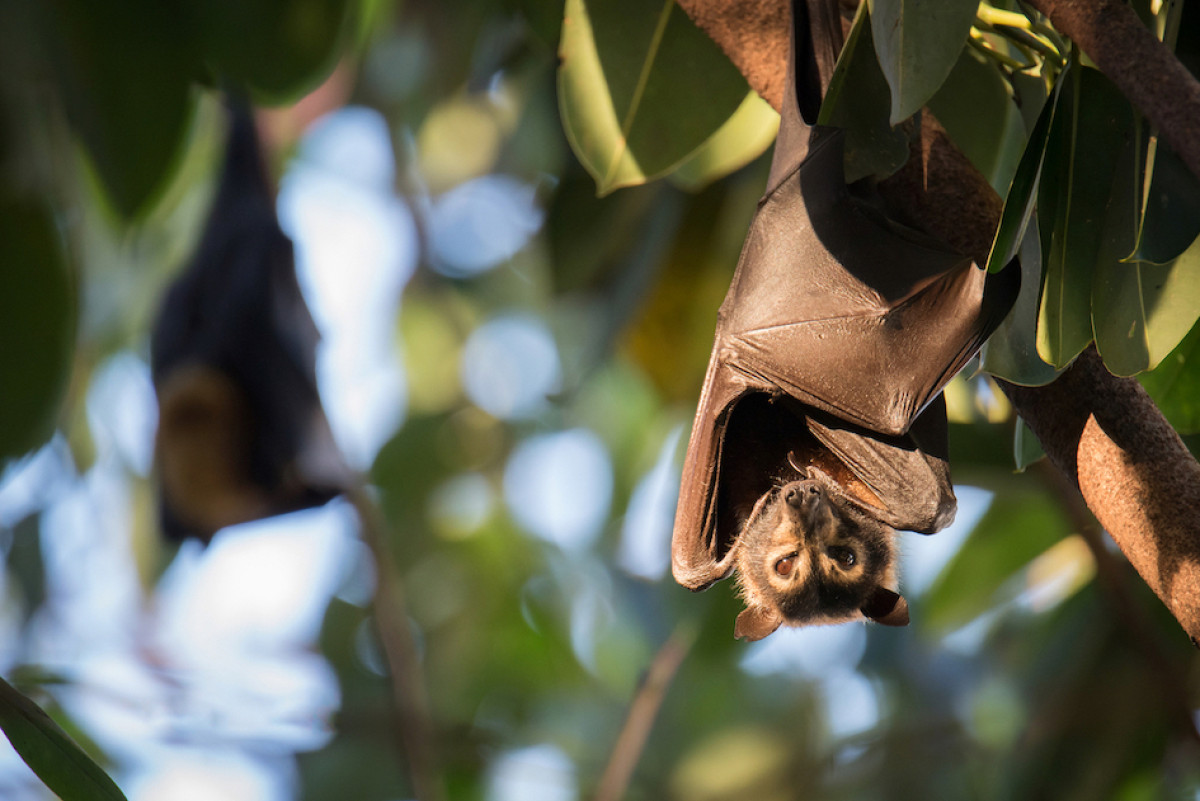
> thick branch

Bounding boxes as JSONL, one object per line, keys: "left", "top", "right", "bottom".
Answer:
{"left": 1003, "top": 353, "right": 1200, "bottom": 642}
{"left": 676, "top": 0, "right": 790, "bottom": 110}
{"left": 675, "top": 0, "right": 1200, "bottom": 641}
{"left": 1026, "top": 0, "right": 1200, "bottom": 184}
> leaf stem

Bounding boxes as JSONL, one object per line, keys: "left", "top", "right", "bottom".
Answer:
{"left": 994, "top": 21, "right": 1065, "bottom": 66}
{"left": 976, "top": 5, "right": 1034, "bottom": 30}
{"left": 968, "top": 32, "right": 1032, "bottom": 72}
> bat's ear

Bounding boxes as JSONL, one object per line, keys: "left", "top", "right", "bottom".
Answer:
{"left": 735, "top": 606, "right": 784, "bottom": 641}
{"left": 861, "top": 587, "right": 910, "bottom": 627}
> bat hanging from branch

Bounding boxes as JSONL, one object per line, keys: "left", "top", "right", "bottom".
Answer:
{"left": 150, "top": 97, "right": 349, "bottom": 543}
{"left": 671, "top": 0, "right": 1020, "bottom": 640}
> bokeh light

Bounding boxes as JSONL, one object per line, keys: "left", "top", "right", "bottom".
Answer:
{"left": 616, "top": 425, "right": 683, "bottom": 580}
{"left": 429, "top": 175, "right": 544, "bottom": 277}
{"left": 462, "top": 314, "right": 562, "bottom": 420}
{"left": 278, "top": 105, "right": 415, "bottom": 468}
{"left": 487, "top": 744, "right": 578, "bottom": 801}
{"left": 503, "top": 429, "right": 612, "bottom": 551}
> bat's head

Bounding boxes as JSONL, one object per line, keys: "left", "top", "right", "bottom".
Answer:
{"left": 731, "top": 468, "right": 909, "bottom": 641}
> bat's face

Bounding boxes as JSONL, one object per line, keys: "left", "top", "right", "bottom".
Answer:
{"left": 732, "top": 468, "right": 909, "bottom": 640}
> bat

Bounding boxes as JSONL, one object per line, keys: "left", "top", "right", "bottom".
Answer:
{"left": 731, "top": 466, "right": 910, "bottom": 642}
{"left": 671, "top": 0, "right": 1019, "bottom": 639}
{"left": 150, "top": 97, "right": 348, "bottom": 542}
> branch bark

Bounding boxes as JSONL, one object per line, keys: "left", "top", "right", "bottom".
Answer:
{"left": 675, "top": 0, "right": 1200, "bottom": 641}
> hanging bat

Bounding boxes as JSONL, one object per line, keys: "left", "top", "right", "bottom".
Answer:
{"left": 150, "top": 97, "right": 348, "bottom": 542}
{"left": 671, "top": 0, "right": 1019, "bottom": 639}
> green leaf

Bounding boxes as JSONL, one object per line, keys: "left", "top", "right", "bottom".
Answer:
{"left": 1128, "top": 140, "right": 1200, "bottom": 265}
{"left": 926, "top": 48, "right": 1026, "bottom": 194}
{"left": 43, "top": 0, "right": 195, "bottom": 219}
{"left": 557, "top": 0, "right": 748, "bottom": 196}
{"left": 194, "top": 0, "right": 358, "bottom": 104}
{"left": 871, "top": 0, "right": 979, "bottom": 125}
{"left": 0, "top": 677, "right": 127, "bottom": 800}
{"left": 1036, "top": 67, "right": 1134, "bottom": 368}
{"left": 669, "top": 92, "right": 779, "bottom": 192}
{"left": 0, "top": 200, "right": 74, "bottom": 463}
{"left": 1095, "top": 233, "right": 1200, "bottom": 375}
{"left": 923, "top": 487, "right": 1070, "bottom": 631}
{"left": 1089, "top": 116, "right": 1148, "bottom": 375}
{"left": 1013, "top": 419, "right": 1046, "bottom": 471}
{"left": 985, "top": 69, "right": 1063, "bottom": 274}
{"left": 818, "top": 3, "right": 910, "bottom": 182}
{"left": 981, "top": 218, "right": 1063, "bottom": 385}
{"left": 1140, "top": 320, "right": 1200, "bottom": 434}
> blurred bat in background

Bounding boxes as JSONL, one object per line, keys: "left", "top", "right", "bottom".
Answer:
{"left": 671, "top": 0, "right": 1019, "bottom": 639}
{"left": 150, "top": 98, "right": 348, "bottom": 543}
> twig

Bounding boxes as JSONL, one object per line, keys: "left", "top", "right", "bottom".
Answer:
{"left": 592, "top": 622, "right": 697, "bottom": 801}
{"left": 347, "top": 485, "right": 446, "bottom": 801}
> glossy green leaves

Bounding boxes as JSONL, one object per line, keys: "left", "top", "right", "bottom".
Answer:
{"left": 670, "top": 92, "right": 779, "bottom": 192}
{"left": 557, "top": 0, "right": 750, "bottom": 195}
{"left": 0, "top": 201, "right": 74, "bottom": 463}
{"left": 1140, "top": 322, "right": 1200, "bottom": 433}
{"left": 1094, "top": 224, "right": 1200, "bottom": 376}
{"left": 981, "top": 217, "right": 1062, "bottom": 386}
{"left": 1129, "top": 141, "right": 1200, "bottom": 265}
{"left": 985, "top": 65, "right": 1200, "bottom": 382}
{"left": 192, "top": 0, "right": 356, "bottom": 102}
{"left": 41, "top": 0, "right": 359, "bottom": 219}
{"left": 818, "top": 4, "right": 910, "bottom": 181}
{"left": 44, "top": 0, "right": 196, "bottom": 220}
{"left": 871, "top": 0, "right": 979, "bottom": 125}
{"left": 0, "top": 677, "right": 127, "bottom": 801}
{"left": 1036, "top": 67, "right": 1133, "bottom": 368}
{"left": 927, "top": 48, "right": 1026, "bottom": 194}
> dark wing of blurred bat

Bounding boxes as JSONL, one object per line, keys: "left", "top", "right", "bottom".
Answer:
{"left": 670, "top": 0, "right": 1019, "bottom": 637}
{"left": 150, "top": 97, "right": 349, "bottom": 542}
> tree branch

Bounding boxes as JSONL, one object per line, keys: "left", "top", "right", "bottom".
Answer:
{"left": 676, "top": 0, "right": 791, "bottom": 110}
{"left": 674, "top": 0, "right": 1200, "bottom": 642}
{"left": 1036, "top": 461, "right": 1200, "bottom": 742}
{"left": 592, "top": 623, "right": 696, "bottom": 801}
{"left": 347, "top": 486, "right": 446, "bottom": 801}
{"left": 1026, "top": 0, "right": 1200, "bottom": 184}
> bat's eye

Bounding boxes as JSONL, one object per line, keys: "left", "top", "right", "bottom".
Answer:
{"left": 828, "top": 546, "right": 856, "bottom": 569}
{"left": 774, "top": 554, "right": 797, "bottom": 577}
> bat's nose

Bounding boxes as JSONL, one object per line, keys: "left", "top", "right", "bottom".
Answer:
{"left": 783, "top": 480, "right": 822, "bottom": 510}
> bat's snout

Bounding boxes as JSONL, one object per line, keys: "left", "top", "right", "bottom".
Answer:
{"left": 783, "top": 480, "right": 822, "bottom": 512}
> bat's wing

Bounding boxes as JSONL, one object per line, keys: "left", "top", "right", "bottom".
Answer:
{"left": 805, "top": 398, "right": 955, "bottom": 535}
{"left": 720, "top": 127, "right": 1014, "bottom": 435}
{"left": 670, "top": 6, "right": 1018, "bottom": 590}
